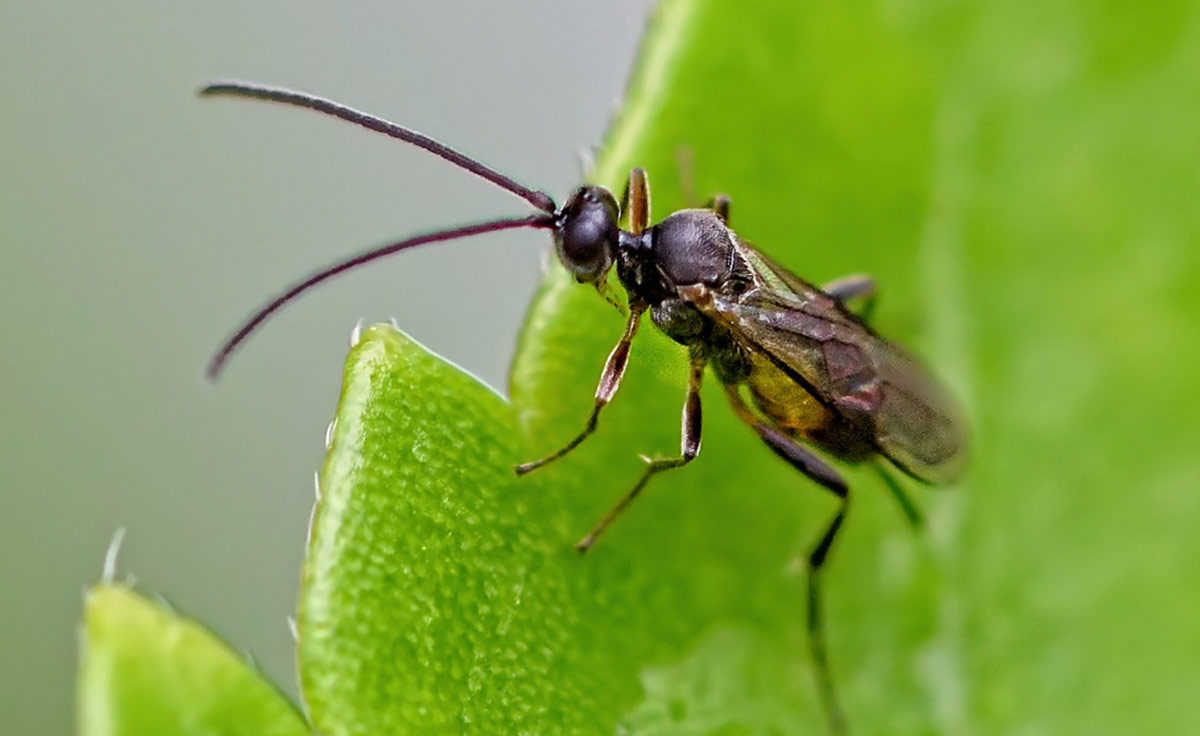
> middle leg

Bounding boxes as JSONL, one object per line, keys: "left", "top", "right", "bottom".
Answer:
{"left": 575, "top": 352, "right": 706, "bottom": 552}
{"left": 822, "top": 274, "right": 877, "bottom": 324}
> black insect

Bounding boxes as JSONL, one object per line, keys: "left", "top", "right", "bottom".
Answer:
{"left": 202, "top": 81, "right": 968, "bottom": 732}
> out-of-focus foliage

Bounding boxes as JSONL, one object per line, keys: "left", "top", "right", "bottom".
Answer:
{"left": 77, "top": 585, "right": 307, "bottom": 736}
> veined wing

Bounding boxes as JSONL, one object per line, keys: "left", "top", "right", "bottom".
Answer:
{"left": 700, "top": 244, "right": 968, "bottom": 483}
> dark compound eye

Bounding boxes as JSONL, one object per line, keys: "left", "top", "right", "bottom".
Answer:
{"left": 554, "top": 186, "right": 619, "bottom": 283}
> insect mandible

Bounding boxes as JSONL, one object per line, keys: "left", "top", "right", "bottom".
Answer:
{"left": 202, "top": 81, "right": 969, "bottom": 733}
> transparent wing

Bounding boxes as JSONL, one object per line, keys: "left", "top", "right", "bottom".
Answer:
{"left": 701, "top": 248, "right": 967, "bottom": 483}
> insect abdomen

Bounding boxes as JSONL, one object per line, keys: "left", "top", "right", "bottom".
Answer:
{"left": 747, "top": 354, "right": 876, "bottom": 463}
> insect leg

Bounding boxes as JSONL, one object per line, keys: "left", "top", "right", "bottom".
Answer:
{"left": 618, "top": 174, "right": 632, "bottom": 228}
{"left": 673, "top": 147, "right": 730, "bottom": 222}
{"left": 706, "top": 194, "right": 731, "bottom": 224}
{"left": 807, "top": 492, "right": 850, "bottom": 735}
{"left": 593, "top": 277, "right": 628, "bottom": 317}
{"left": 723, "top": 384, "right": 849, "bottom": 733}
{"left": 722, "top": 385, "right": 847, "bottom": 492}
{"left": 574, "top": 353, "right": 705, "bottom": 552}
{"left": 514, "top": 304, "right": 646, "bottom": 476}
{"left": 822, "top": 274, "right": 877, "bottom": 323}
{"left": 873, "top": 461, "right": 923, "bottom": 530}
{"left": 627, "top": 167, "right": 651, "bottom": 235}
{"left": 675, "top": 146, "right": 697, "bottom": 206}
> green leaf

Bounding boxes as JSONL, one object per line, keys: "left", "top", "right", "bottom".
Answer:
{"left": 77, "top": 584, "right": 307, "bottom": 736}
{"left": 301, "top": 325, "right": 739, "bottom": 733}
{"left": 301, "top": 0, "right": 1200, "bottom": 734}
{"left": 516, "top": 0, "right": 1200, "bottom": 733}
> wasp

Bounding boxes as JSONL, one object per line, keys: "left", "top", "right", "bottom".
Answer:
{"left": 202, "top": 81, "right": 968, "bottom": 732}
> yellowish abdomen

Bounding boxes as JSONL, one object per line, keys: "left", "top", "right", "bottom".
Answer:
{"left": 746, "top": 355, "right": 875, "bottom": 463}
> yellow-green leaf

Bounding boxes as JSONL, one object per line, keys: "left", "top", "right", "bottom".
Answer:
{"left": 77, "top": 585, "right": 307, "bottom": 736}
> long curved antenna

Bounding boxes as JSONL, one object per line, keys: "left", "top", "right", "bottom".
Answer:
{"left": 199, "top": 81, "right": 557, "bottom": 214}
{"left": 206, "top": 214, "right": 555, "bottom": 380}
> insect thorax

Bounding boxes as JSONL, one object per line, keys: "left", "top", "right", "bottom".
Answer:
{"left": 618, "top": 208, "right": 740, "bottom": 317}
{"left": 649, "top": 210, "right": 736, "bottom": 285}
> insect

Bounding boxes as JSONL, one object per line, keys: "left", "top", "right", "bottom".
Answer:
{"left": 203, "top": 81, "right": 967, "bottom": 733}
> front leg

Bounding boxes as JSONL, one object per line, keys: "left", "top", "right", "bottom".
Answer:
{"left": 619, "top": 167, "right": 651, "bottom": 234}
{"left": 515, "top": 303, "right": 646, "bottom": 475}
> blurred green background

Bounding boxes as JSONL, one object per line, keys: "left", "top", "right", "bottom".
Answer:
{"left": 0, "top": 2, "right": 653, "bottom": 733}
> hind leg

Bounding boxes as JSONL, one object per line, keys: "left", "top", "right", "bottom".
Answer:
{"left": 724, "top": 384, "right": 850, "bottom": 733}
{"left": 822, "top": 274, "right": 877, "bottom": 324}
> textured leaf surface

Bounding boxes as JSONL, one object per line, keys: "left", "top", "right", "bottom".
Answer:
{"left": 301, "top": 0, "right": 1200, "bottom": 733}
{"left": 77, "top": 585, "right": 307, "bottom": 736}
{"left": 299, "top": 325, "right": 697, "bottom": 733}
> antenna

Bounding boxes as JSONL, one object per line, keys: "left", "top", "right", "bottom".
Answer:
{"left": 206, "top": 214, "right": 555, "bottom": 380}
{"left": 199, "top": 81, "right": 558, "bottom": 213}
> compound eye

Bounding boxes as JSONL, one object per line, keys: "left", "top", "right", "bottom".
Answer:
{"left": 554, "top": 187, "right": 618, "bottom": 283}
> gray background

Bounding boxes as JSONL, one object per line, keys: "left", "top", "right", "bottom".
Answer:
{"left": 0, "top": 2, "right": 653, "bottom": 732}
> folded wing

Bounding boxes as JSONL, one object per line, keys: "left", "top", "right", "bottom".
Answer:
{"left": 703, "top": 247, "right": 967, "bottom": 483}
